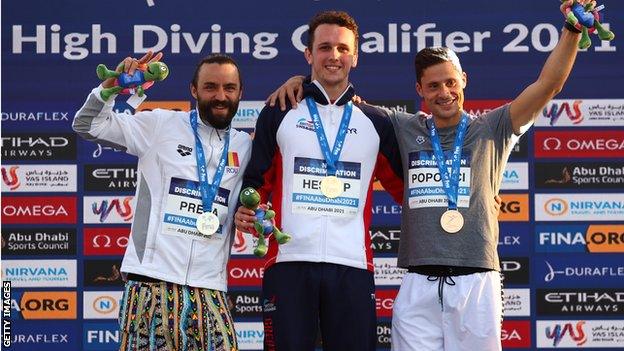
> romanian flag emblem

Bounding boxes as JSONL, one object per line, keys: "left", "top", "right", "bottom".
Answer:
{"left": 228, "top": 152, "right": 240, "bottom": 167}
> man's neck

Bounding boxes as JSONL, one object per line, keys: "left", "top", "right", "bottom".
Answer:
{"left": 432, "top": 112, "right": 462, "bottom": 129}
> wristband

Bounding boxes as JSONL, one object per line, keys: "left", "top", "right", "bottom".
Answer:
{"left": 564, "top": 21, "right": 582, "bottom": 34}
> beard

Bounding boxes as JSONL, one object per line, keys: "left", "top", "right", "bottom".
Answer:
{"left": 197, "top": 97, "right": 239, "bottom": 130}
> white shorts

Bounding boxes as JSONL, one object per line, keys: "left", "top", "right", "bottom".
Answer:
{"left": 392, "top": 271, "right": 502, "bottom": 351}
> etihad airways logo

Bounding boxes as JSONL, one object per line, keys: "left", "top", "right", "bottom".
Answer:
{"left": 536, "top": 194, "right": 624, "bottom": 221}
{"left": 541, "top": 100, "right": 583, "bottom": 126}
{"left": 83, "top": 196, "right": 134, "bottom": 224}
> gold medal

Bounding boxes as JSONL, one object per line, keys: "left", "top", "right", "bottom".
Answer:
{"left": 320, "top": 176, "right": 344, "bottom": 199}
{"left": 196, "top": 212, "right": 220, "bottom": 236}
{"left": 440, "top": 210, "right": 464, "bottom": 234}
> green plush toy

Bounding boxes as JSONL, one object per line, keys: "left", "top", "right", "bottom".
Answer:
{"left": 239, "top": 187, "right": 291, "bottom": 257}
{"left": 96, "top": 61, "right": 169, "bottom": 101}
{"left": 562, "top": 1, "right": 615, "bottom": 49}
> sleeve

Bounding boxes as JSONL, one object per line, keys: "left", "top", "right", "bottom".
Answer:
{"left": 359, "top": 103, "right": 404, "bottom": 204}
{"left": 241, "top": 105, "right": 288, "bottom": 202}
{"left": 483, "top": 104, "right": 519, "bottom": 158}
{"left": 72, "top": 85, "right": 165, "bottom": 158}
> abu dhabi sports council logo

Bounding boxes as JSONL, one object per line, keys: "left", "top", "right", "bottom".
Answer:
{"left": 544, "top": 198, "right": 569, "bottom": 216}
{"left": 542, "top": 100, "right": 583, "bottom": 126}
{"left": 2, "top": 166, "right": 20, "bottom": 190}
{"left": 545, "top": 321, "right": 587, "bottom": 347}
{"left": 296, "top": 117, "right": 315, "bottom": 132}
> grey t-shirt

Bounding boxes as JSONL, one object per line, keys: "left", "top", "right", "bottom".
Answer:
{"left": 390, "top": 105, "right": 518, "bottom": 271}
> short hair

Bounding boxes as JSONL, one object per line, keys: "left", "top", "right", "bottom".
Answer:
{"left": 191, "top": 53, "right": 242, "bottom": 89}
{"left": 414, "top": 47, "right": 463, "bottom": 83}
{"left": 307, "top": 11, "right": 359, "bottom": 53}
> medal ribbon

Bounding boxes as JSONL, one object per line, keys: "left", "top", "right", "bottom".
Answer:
{"left": 429, "top": 113, "right": 468, "bottom": 210}
{"left": 190, "top": 109, "right": 230, "bottom": 213}
{"left": 305, "top": 97, "right": 353, "bottom": 176}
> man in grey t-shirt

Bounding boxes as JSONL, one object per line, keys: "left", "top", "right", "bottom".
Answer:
{"left": 391, "top": 1, "right": 589, "bottom": 349}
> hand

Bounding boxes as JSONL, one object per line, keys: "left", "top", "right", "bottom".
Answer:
{"left": 234, "top": 206, "right": 257, "bottom": 233}
{"left": 351, "top": 94, "right": 366, "bottom": 104}
{"left": 102, "top": 51, "right": 163, "bottom": 88}
{"left": 266, "top": 75, "right": 306, "bottom": 111}
{"left": 494, "top": 194, "right": 502, "bottom": 215}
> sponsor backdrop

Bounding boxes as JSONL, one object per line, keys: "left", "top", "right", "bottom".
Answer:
{"left": 2, "top": 0, "right": 623, "bottom": 349}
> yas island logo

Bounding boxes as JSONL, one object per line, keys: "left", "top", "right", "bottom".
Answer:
{"left": 544, "top": 198, "right": 569, "bottom": 216}
{"left": 92, "top": 197, "right": 133, "bottom": 222}
{"left": 1, "top": 166, "right": 20, "bottom": 190}
{"left": 543, "top": 100, "right": 583, "bottom": 126}
{"left": 296, "top": 117, "right": 315, "bottom": 132}
{"left": 545, "top": 321, "right": 587, "bottom": 347}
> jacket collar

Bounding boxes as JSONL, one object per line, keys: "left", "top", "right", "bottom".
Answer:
{"left": 302, "top": 79, "right": 355, "bottom": 106}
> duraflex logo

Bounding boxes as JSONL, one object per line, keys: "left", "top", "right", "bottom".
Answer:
{"left": 540, "top": 257, "right": 624, "bottom": 287}
{"left": 537, "top": 289, "right": 624, "bottom": 316}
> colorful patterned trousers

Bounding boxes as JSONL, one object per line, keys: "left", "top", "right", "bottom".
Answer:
{"left": 118, "top": 280, "right": 237, "bottom": 351}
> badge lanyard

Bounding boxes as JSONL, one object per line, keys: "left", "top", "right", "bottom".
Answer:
{"left": 429, "top": 113, "right": 468, "bottom": 210}
{"left": 305, "top": 97, "right": 353, "bottom": 176}
{"left": 190, "top": 110, "right": 230, "bottom": 213}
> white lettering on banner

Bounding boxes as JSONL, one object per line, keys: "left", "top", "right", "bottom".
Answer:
{"left": 11, "top": 22, "right": 616, "bottom": 61}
